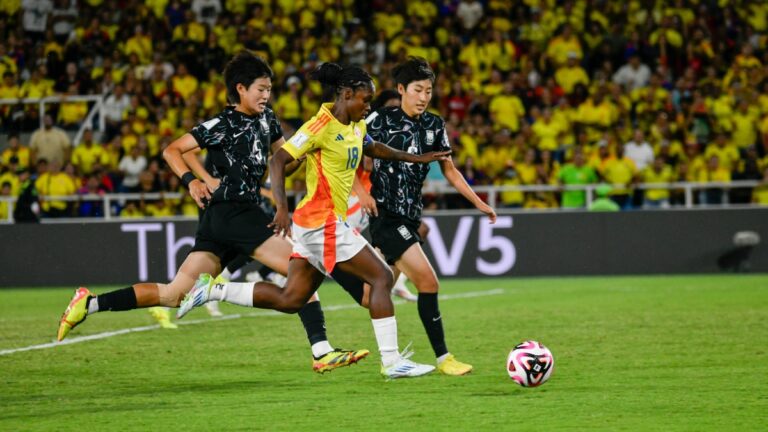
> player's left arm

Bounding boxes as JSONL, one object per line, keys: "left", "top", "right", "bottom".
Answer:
{"left": 439, "top": 156, "right": 497, "bottom": 224}
{"left": 363, "top": 136, "right": 451, "bottom": 163}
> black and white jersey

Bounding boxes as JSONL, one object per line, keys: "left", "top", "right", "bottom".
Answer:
{"left": 191, "top": 106, "right": 282, "bottom": 204}
{"left": 366, "top": 106, "right": 451, "bottom": 221}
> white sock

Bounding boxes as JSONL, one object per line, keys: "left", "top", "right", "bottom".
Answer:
{"left": 437, "top": 353, "right": 450, "bottom": 364}
{"left": 219, "top": 268, "right": 233, "bottom": 279}
{"left": 311, "top": 341, "right": 334, "bottom": 358}
{"left": 371, "top": 316, "right": 399, "bottom": 366}
{"left": 87, "top": 297, "right": 99, "bottom": 314}
{"left": 210, "top": 282, "right": 254, "bottom": 307}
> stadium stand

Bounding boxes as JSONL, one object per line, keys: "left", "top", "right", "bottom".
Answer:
{"left": 1, "top": 0, "right": 768, "bottom": 219}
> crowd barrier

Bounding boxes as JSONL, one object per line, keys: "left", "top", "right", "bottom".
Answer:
{"left": 1, "top": 208, "right": 765, "bottom": 287}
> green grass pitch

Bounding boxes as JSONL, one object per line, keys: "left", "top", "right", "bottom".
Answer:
{"left": 1, "top": 275, "right": 767, "bottom": 431}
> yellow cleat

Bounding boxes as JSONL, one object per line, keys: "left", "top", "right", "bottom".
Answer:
{"left": 149, "top": 307, "right": 178, "bottom": 329}
{"left": 312, "top": 348, "right": 370, "bottom": 373}
{"left": 436, "top": 354, "right": 473, "bottom": 376}
{"left": 57, "top": 287, "right": 92, "bottom": 341}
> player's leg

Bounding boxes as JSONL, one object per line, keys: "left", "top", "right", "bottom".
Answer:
{"left": 395, "top": 243, "right": 472, "bottom": 375}
{"left": 391, "top": 222, "right": 430, "bottom": 301}
{"left": 207, "top": 254, "right": 253, "bottom": 317}
{"left": 334, "top": 244, "right": 435, "bottom": 377}
{"left": 57, "top": 251, "right": 220, "bottom": 341}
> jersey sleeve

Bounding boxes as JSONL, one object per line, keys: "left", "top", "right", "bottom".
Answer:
{"left": 190, "top": 116, "right": 223, "bottom": 149}
{"left": 268, "top": 110, "right": 284, "bottom": 144}
{"left": 365, "top": 109, "right": 386, "bottom": 142}
{"left": 435, "top": 119, "right": 452, "bottom": 152}
{"left": 281, "top": 113, "right": 329, "bottom": 160}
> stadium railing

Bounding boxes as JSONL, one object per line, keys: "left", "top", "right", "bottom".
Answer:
{"left": 0, "top": 180, "right": 762, "bottom": 223}
{"left": 0, "top": 94, "right": 106, "bottom": 146}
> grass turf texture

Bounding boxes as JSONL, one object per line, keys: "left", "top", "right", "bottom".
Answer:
{"left": 1, "top": 275, "right": 767, "bottom": 431}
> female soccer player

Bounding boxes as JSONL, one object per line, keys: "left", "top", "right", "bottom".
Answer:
{"left": 363, "top": 57, "right": 497, "bottom": 375}
{"left": 56, "top": 52, "right": 368, "bottom": 373}
{"left": 179, "top": 62, "right": 451, "bottom": 378}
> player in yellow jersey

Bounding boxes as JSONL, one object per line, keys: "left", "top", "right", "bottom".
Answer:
{"left": 184, "top": 62, "right": 450, "bottom": 378}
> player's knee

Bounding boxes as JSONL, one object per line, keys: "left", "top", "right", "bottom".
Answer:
{"left": 372, "top": 267, "right": 394, "bottom": 291}
{"left": 415, "top": 277, "right": 439, "bottom": 293}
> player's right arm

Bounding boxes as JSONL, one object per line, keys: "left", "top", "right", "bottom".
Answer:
{"left": 268, "top": 147, "right": 295, "bottom": 237}
{"left": 162, "top": 133, "right": 210, "bottom": 208}
{"left": 268, "top": 114, "right": 323, "bottom": 237}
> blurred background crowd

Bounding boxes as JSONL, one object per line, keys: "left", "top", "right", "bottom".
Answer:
{"left": 2, "top": 0, "right": 768, "bottom": 221}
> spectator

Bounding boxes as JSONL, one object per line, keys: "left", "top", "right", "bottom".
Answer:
{"left": 558, "top": 148, "right": 598, "bottom": 209}
{"left": 456, "top": 0, "right": 483, "bottom": 31}
{"left": 600, "top": 144, "right": 637, "bottom": 209}
{"left": 70, "top": 129, "right": 105, "bottom": 176}
{"left": 588, "top": 184, "right": 620, "bottom": 212}
{"left": 29, "top": 114, "right": 71, "bottom": 165}
{"left": 13, "top": 168, "right": 40, "bottom": 223}
{"left": 76, "top": 173, "right": 107, "bottom": 217}
{"left": 102, "top": 84, "right": 131, "bottom": 141}
{"left": 34, "top": 159, "right": 76, "bottom": 217}
{"left": 624, "top": 129, "right": 655, "bottom": 171}
{"left": 555, "top": 52, "right": 589, "bottom": 94}
{"left": 118, "top": 145, "right": 147, "bottom": 192}
{"left": 21, "top": 0, "right": 53, "bottom": 42}
{"left": 613, "top": 55, "right": 651, "bottom": 91}
{"left": 2, "top": 134, "right": 31, "bottom": 169}
{"left": 642, "top": 156, "right": 675, "bottom": 209}
{"left": 192, "top": 0, "right": 222, "bottom": 29}
{"left": 697, "top": 155, "right": 731, "bottom": 205}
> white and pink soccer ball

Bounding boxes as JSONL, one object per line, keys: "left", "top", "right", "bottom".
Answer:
{"left": 506, "top": 341, "right": 554, "bottom": 387}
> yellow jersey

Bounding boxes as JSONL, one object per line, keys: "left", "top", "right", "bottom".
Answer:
{"left": 283, "top": 103, "right": 369, "bottom": 228}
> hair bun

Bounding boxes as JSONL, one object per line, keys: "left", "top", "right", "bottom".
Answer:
{"left": 311, "top": 62, "right": 343, "bottom": 86}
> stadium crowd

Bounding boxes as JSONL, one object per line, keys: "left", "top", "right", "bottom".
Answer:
{"left": 2, "top": 0, "right": 768, "bottom": 220}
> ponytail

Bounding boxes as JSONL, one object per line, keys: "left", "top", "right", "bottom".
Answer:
{"left": 311, "top": 62, "right": 372, "bottom": 100}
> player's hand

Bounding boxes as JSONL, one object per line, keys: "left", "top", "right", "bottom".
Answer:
{"left": 269, "top": 207, "right": 292, "bottom": 238}
{"left": 414, "top": 150, "right": 452, "bottom": 163}
{"left": 205, "top": 177, "right": 221, "bottom": 194}
{"left": 189, "top": 179, "right": 211, "bottom": 209}
{"left": 361, "top": 193, "right": 378, "bottom": 217}
{"left": 478, "top": 202, "right": 497, "bottom": 224}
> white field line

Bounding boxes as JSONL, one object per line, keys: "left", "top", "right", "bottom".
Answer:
{"left": 0, "top": 288, "right": 504, "bottom": 356}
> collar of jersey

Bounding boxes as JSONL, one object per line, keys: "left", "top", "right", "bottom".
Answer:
{"left": 319, "top": 103, "right": 343, "bottom": 126}
{"left": 225, "top": 105, "right": 261, "bottom": 120}
{"left": 394, "top": 106, "right": 423, "bottom": 123}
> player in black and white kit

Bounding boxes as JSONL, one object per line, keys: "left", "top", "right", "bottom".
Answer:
{"left": 361, "top": 57, "right": 497, "bottom": 375}
{"left": 57, "top": 52, "right": 369, "bottom": 373}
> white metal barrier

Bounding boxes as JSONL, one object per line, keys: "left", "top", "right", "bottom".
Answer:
{"left": 0, "top": 94, "right": 106, "bottom": 146}
{"left": 0, "top": 181, "right": 763, "bottom": 223}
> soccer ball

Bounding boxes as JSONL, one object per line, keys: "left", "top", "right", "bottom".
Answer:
{"left": 506, "top": 341, "right": 554, "bottom": 387}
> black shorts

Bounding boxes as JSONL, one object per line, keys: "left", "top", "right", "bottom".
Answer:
{"left": 191, "top": 201, "right": 274, "bottom": 268}
{"left": 369, "top": 210, "right": 422, "bottom": 265}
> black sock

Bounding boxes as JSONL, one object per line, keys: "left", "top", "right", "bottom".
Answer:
{"left": 330, "top": 268, "right": 364, "bottom": 305}
{"left": 96, "top": 287, "right": 138, "bottom": 311}
{"left": 418, "top": 293, "right": 448, "bottom": 357}
{"left": 298, "top": 301, "right": 327, "bottom": 350}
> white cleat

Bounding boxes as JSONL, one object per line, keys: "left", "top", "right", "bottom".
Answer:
{"left": 380, "top": 343, "right": 435, "bottom": 379}
{"left": 177, "top": 273, "right": 226, "bottom": 319}
{"left": 205, "top": 301, "right": 224, "bottom": 317}
{"left": 392, "top": 284, "right": 418, "bottom": 302}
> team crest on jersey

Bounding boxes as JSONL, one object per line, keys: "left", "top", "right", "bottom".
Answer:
{"left": 353, "top": 126, "right": 362, "bottom": 137}
{"left": 259, "top": 117, "right": 270, "bottom": 134}
{"left": 426, "top": 130, "right": 434, "bottom": 146}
